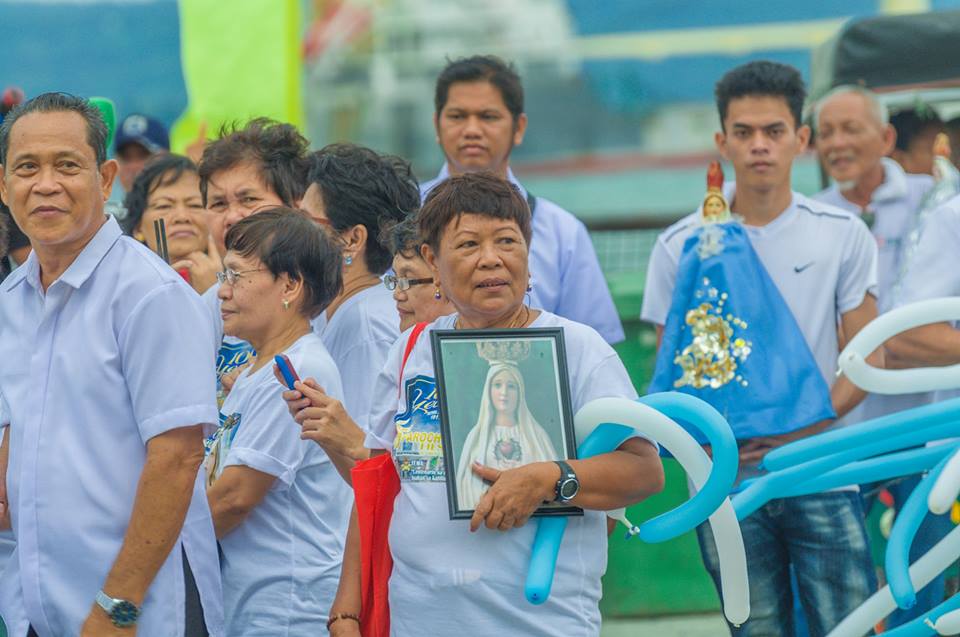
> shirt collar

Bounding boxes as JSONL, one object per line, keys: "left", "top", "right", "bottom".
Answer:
{"left": 3, "top": 215, "right": 122, "bottom": 294}
{"left": 435, "top": 163, "right": 528, "bottom": 197}
{"left": 871, "top": 157, "right": 909, "bottom": 204}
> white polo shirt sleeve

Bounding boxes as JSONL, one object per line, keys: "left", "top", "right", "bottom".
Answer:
{"left": 897, "top": 198, "right": 960, "bottom": 305}
{"left": 640, "top": 233, "right": 682, "bottom": 327}
{"left": 222, "top": 375, "right": 305, "bottom": 487}
{"left": 118, "top": 281, "right": 219, "bottom": 443}
{"left": 837, "top": 219, "right": 880, "bottom": 314}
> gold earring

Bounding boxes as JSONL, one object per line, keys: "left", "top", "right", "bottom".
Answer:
{"left": 282, "top": 299, "right": 290, "bottom": 310}
{"left": 134, "top": 231, "right": 145, "bottom": 242}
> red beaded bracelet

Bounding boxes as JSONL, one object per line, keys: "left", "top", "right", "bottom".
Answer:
{"left": 326, "top": 612, "right": 361, "bottom": 631}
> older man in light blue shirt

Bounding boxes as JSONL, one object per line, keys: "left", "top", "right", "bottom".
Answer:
{"left": 421, "top": 55, "right": 623, "bottom": 344}
{"left": 813, "top": 84, "right": 944, "bottom": 629}
{"left": 0, "top": 94, "right": 222, "bottom": 637}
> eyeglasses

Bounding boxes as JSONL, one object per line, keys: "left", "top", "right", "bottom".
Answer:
{"left": 383, "top": 275, "right": 433, "bottom": 291}
{"left": 216, "top": 267, "right": 267, "bottom": 286}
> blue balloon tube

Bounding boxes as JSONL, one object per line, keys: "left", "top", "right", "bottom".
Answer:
{"left": 745, "top": 444, "right": 957, "bottom": 499}
{"left": 524, "top": 423, "right": 633, "bottom": 604}
{"left": 762, "top": 397, "right": 960, "bottom": 471}
{"left": 636, "top": 393, "right": 738, "bottom": 542}
{"left": 880, "top": 589, "right": 960, "bottom": 636}
{"left": 886, "top": 453, "right": 953, "bottom": 610}
{"left": 733, "top": 420, "right": 959, "bottom": 520}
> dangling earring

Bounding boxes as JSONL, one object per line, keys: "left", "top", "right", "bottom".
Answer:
{"left": 345, "top": 255, "right": 353, "bottom": 266}
{"left": 134, "top": 231, "right": 145, "bottom": 243}
{"left": 434, "top": 285, "right": 442, "bottom": 300}
{"left": 526, "top": 283, "right": 533, "bottom": 292}
{"left": 282, "top": 299, "right": 290, "bottom": 310}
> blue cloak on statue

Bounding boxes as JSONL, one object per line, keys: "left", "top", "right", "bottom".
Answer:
{"left": 648, "top": 221, "right": 835, "bottom": 442}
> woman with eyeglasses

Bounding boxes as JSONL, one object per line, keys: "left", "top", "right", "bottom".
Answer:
{"left": 291, "top": 144, "right": 419, "bottom": 480}
{"left": 205, "top": 208, "right": 352, "bottom": 636}
{"left": 381, "top": 216, "right": 454, "bottom": 331}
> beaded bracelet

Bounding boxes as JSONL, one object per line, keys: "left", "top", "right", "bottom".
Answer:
{"left": 326, "top": 612, "right": 361, "bottom": 631}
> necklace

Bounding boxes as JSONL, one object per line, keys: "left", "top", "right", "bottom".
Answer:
{"left": 456, "top": 305, "right": 531, "bottom": 330}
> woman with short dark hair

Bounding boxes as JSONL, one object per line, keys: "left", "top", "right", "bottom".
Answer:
{"left": 294, "top": 144, "right": 418, "bottom": 478}
{"left": 325, "top": 172, "right": 664, "bottom": 637}
{"left": 123, "top": 153, "right": 218, "bottom": 293}
{"left": 204, "top": 208, "right": 351, "bottom": 636}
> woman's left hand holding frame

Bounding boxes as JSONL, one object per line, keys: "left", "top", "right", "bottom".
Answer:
{"left": 469, "top": 461, "right": 559, "bottom": 532}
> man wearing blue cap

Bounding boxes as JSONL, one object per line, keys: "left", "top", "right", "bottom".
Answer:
{"left": 115, "top": 113, "right": 170, "bottom": 192}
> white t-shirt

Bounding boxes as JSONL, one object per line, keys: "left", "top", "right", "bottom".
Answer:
{"left": 312, "top": 284, "right": 399, "bottom": 431}
{"left": 815, "top": 159, "right": 935, "bottom": 420}
{"left": 210, "top": 333, "right": 351, "bottom": 636}
{"left": 365, "top": 311, "right": 638, "bottom": 637}
{"left": 896, "top": 193, "right": 960, "bottom": 403}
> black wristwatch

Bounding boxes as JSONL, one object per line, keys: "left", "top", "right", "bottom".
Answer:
{"left": 553, "top": 460, "right": 580, "bottom": 503}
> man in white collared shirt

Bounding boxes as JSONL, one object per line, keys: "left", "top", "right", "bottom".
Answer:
{"left": 420, "top": 55, "right": 624, "bottom": 344}
{"left": 813, "top": 85, "right": 944, "bottom": 629}
{"left": 0, "top": 94, "right": 222, "bottom": 636}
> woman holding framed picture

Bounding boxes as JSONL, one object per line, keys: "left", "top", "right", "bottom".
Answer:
{"left": 326, "top": 172, "right": 664, "bottom": 637}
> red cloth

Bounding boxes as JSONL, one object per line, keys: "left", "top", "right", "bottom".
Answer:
{"left": 352, "top": 322, "right": 427, "bottom": 637}
{"left": 352, "top": 453, "right": 400, "bottom": 637}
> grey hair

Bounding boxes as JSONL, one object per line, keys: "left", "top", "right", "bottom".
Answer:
{"left": 0, "top": 92, "right": 108, "bottom": 166}
{"left": 814, "top": 85, "right": 889, "bottom": 132}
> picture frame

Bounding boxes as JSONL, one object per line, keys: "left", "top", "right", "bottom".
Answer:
{"left": 431, "top": 327, "right": 582, "bottom": 520}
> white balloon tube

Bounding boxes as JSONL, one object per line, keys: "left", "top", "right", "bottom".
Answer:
{"left": 828, "top": 523, "right": 960, "bottom": 637}
{"left": 930, "top": 608, "right": 960, "bottom": 635}
{"left": 575, "top": 398, "right": 750, "bottom": 626}
{"left": 838, "top": 297, "right": 960, "bottom": 394}
{"left": 930, "top": 447, "right": 960, "bottom": 515}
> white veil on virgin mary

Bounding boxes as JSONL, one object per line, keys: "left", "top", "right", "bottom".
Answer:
{"left": 455, "top": 362, "right": 560, "bottom": 510}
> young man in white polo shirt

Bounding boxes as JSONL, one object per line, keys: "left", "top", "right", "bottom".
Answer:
{"left": 421, "top": 55, "right": 624, "bottom": 345}
{"left": 642, "top": 61, "right": 880, "bottom": 635}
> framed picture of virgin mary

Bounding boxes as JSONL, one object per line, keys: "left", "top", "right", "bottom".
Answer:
{"left": 431, "top": 327, "right": 581, "bottom": 520}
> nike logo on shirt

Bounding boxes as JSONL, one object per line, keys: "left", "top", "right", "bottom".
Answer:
{"left": 794, "top": 261, "right": 815, "bottom": 273}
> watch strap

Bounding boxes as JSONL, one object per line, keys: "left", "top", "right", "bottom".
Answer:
{"left": 553, "top": 460, "right": 579, "bottom": 502}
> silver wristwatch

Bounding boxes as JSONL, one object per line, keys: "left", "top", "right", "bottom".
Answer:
{"left": 95, "top": 589, "right": 141, "bottom": 628}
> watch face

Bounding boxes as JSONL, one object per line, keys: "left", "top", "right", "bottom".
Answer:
{"left": 559, "top": 479, "right": 579, "bottom": 500}
{"left": 110, "top": 600, "right": 140, "bottom": 628}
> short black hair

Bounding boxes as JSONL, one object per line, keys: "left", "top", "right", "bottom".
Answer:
{"left": 122, "top": 154, "right": 198, "bottom": 236}
{"left": 714, "top": 61, "right": 806, "bottom": 130}
{"left": 435, "top": 55, "right": 524, "bottom": 121}
{"left": 380, "top": 215, "right": 423, "bottom": 260}
{"left": 890, "top": 107, "right": 944, "bottom": 152}
{"left": 0, "top": 92, "right": 108, "bottom": 165}
{"left": 306, "top": 143, "right": 419, "bottom": 275}
{"left": 224, "top": 207, "right": 343, "bottom": 319}
{"left": 198, "top": 118, "right": 309, "bottom": 207}
{"left": 0, "top": 199, "right": 29, "bottom": 252}
{"left": 419, "top": 172, "right": 532, "bottom": 255}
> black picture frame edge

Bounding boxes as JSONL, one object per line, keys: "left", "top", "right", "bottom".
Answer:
{"left": 430, "top": 327, "right": 583, "bottom": 520}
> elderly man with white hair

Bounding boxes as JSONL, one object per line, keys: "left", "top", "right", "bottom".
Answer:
{"left": 813, "top": 85, "right": 945, "bottom": 628}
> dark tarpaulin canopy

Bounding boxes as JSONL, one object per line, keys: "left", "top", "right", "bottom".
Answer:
{"left": 810, "top": 9, "right": 960, "bottom": 101}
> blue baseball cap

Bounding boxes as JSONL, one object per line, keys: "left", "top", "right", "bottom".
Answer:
{"left": 115, "top": 113, "right": 169, "bottom": 154}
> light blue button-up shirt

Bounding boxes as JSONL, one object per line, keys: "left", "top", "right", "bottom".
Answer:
{"left": 0, "top": 216, "right": 224, "bottom": 636}
{"left": 422, "top": 165, "right": 624, "bottom": 344}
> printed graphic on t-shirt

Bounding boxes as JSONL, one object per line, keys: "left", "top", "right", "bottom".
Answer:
{"left": 216, "top": 340, "right": 255, "bottom": 406}
{"left": 393, "top": 375, "right": 445, "bottom": 482}
{"left": 204, "top": 410, "right": 242, "bottom": 485}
